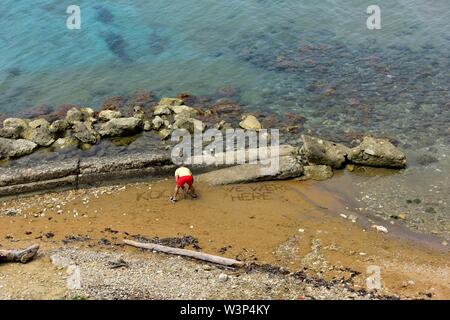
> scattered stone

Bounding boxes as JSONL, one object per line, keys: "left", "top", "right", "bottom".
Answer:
{"left": 372, "top": 225, "right": 388, "bottom": 233}
{"left": 3, "top": 118, "right": 29, "bottom": 136}
{"left": 239, "top": 115, "right": 262, "bottom": 131}
{"left": 80, "top": 108, "right": 96, "bottom": 123}
{"left": 348, "top": 136, "right": 406, "bottom": 168}
{"left": 300, "top": 135, "right": 350, "bottom": 169}
{"left": 2, "top": 209, "right": 19, "bottom": 216}
{"left": 346, "top": 164, "right": 355, "bottom": 172}
{"left": 170, "top": 105, "right": 197, "bottom": 116}
{"left": 158, "top": 128, "right": 172, "bottom": 140}
{"left": 218, "top": 273, "right": 228, "bottom": 282}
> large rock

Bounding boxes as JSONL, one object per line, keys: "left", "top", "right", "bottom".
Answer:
{"left": 300, "top": 135, "right": 350, "bottom": 169}
{"left": 65, "top": 108, "right": 83, "bottom": 124}
{"left": 153, "top": 105, "right": 172, "bottom": 116}
{"left": 169, "top": 105, "right": 197, "bottom": 116}
{"left": 0, "top": 127, "right": 22, "bottom": 139}
{"left": 98, "top": 110, "right": 122, "bottom": 122}
{"left": 239, "top": 115, "right": 262, "bottom": 131}
{"left": 3, "top": 118, "right": 29, "bottom": 138}
{"left": 197, "top": 155, "right": 303, "bottom": 185}
{"left": 22, "top": 126, "right": 55, "bottom": 147}
{"left": 348, "top": 136, "right": 406, "bottom": 168}
{"left": 49, "top": 120, "right": 69, "bottom": 135}
{"left": 99, "top": 117, "right": 143, "bottom": 137}
{"left": 0, "top": 138, "right": 37, "bottom": 159}
{"left": 29, "top": 118, "right": 50, "bottom": 129}
{"left": 51, "top": 137, "right": 79, "bottom": 150}
{"left": 132, "top": 106, "right": 145, "bottom": 120}
{"left": 80, "top": 107, "right": 96, "bottom": 123}
{"left": 152, "top": 116, "right": 164, "bottom": 130}
{"left": 72, "top": 121, "right": 100, "bottom": 144}
{"left": 173, "top": 116, "right": 205, "bottom": 133}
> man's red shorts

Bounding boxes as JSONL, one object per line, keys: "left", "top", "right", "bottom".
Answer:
{"left": 176, "top": 175, "right": 193, "bottom": 188}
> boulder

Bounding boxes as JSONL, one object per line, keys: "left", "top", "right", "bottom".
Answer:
{"left": 98, "top": 110, "right": 122, "bottom": 122}
{"left": 239, "top": 115, "right": 262, "bottom": 131}
{"left": 22, "top": 126, "right": 55, "bottom": 147}
{"left": 0, "top": 138, "right": 37, "bottom": 159}
{"left": 80, "top": 107, "right": 96, "bottom": 123}
{"left": 158, "top": 97, "right": 183, "bottom": 107}
{"left": 99, "top": 110, "right": 122, "bottom": 122}
{"left": 300, "top": 135, "right": 350, "bottom": 169}
{"left": 158, "top": 128, "right": 172, "bottom": 140}
{"left": 174, "top": 116, "right": 205, "bottom": 133}
{"left": 52, "top": 137, "right": 79, "bottom": 150}
{"left": 132, "top": 106, "right": 145, "bottom": 120}
{"left": 29, "top": 118, "right": 50, "bottom": 129}
{"left": 153, "top": 105, "right": 172, "bottom": 116}
{"left": 3, "top": 118, "right": 29, "bottom": 138}
{"left": 169, "top": 105, "right": 197, "bottom": 116}
{"left": 298, "top": 165, "right": 333, "bottom": 181}
{"left": 348, "top": 136, "right": 406, "bottom": 168}
{"left": 197, "top": 155, "right": 303, "bottom": 185}
{"left": 143, "top": 120, "right": 152, "bottom": 131}
{"left": 152, "top": 116, "right": 164, "bottom": 130}
{"left": 0, "top": 127, "right": 22, "bottom": 139}
{"left": 72, "top": 121, "right": 100, "bottom": 144}
{"left": 49, "top": 120, "right": 69, "bottom": 135}
{"left": 65, "top": 108, "right": 83, "bottom": 124}
{"left": 99, "top": 117, "right": 143, "bottom": 137}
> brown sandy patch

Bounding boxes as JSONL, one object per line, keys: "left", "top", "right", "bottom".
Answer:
{"left": 0, "top": 176, "right": 449, "bottom": 299}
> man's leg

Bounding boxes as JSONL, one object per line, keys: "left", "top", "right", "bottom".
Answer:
{"left": 188, "top": 184, "right": 198, "bottom": 198}
{"left": 171, "top": 185, "right": 180, "bottom": 202}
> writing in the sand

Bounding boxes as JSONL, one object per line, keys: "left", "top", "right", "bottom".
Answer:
{"left": 224, "top": 184, "right": 287, "bottom": 202}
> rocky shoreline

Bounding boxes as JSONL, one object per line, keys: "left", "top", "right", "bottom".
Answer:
{"left": 0, "top": 96, "right": 406, "bottom": 197}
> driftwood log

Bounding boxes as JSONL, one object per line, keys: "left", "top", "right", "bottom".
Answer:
{"left": 123, "top": 239, "right": 243, "bottom": 267}
{"left": 0, "top": 244, "right": 39, "bottom": 263}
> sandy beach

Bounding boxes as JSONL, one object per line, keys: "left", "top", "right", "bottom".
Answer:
{"left": 1, "top": 172, "right": 448, "bottom": 300}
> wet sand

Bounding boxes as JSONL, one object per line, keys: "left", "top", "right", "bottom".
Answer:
{"left": 0, "top": 175, "right": 449, "bottom": 299}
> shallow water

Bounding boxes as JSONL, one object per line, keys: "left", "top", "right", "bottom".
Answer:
{"left": 1, "top": 1, "right": 449, "bottom": 148}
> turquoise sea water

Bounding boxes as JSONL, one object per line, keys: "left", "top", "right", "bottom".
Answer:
{"left": 0, "top": 0, "right": 449, "bottom": 148}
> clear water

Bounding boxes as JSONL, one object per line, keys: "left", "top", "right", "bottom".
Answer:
{"left": 1, "top": 0, "right": 449, "bottom": 147}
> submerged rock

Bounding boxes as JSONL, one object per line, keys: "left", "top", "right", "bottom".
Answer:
{"left": 169, "top": 105, "right": 197, "bottom": 116}
{"left": 73, "top": 121, "right": 100, "bottom": 144}
{"left": 132, "top": 106, "right": 145, "bottom": 120}
{"left": 99, "top": 117, "right": 144, "bottom": 137}
{"left": 239, "top": 115, "right": 262, "bottom": 131}
{"left": 299, "top": 165, "right": 333, "bottom": 181}
{"left": 0, "top": 138, "right": 38, "bottom": 159}
{"left": 348, "top": 136, "right": 406, "bottom": 168}
{"left": 300, "top": 135, "right": 350, "bottom": 169}
{"left": 173, "top": 116, "right": 205, "bottom": 133}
